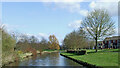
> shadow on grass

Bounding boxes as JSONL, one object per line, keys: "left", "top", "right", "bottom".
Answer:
{"left": 69, "top": 53, "right": 79, "bottom": 56}
{"left": 64, "top": 53, "right": 84, "bottom": 56}
{"left": 87, "top": 51, "right": 96, "bottom": 54}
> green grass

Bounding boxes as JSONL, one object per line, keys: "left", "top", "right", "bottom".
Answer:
{"left": 61, "top": 49, "right": 119, "bottom": 67}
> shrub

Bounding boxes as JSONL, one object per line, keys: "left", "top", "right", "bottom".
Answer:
{"left": 2, "top": 29, "right": 16, "bottom": 65}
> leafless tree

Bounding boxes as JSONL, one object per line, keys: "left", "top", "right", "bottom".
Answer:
{"left": 82, "top": 9, "right": 115, "bottom": 52}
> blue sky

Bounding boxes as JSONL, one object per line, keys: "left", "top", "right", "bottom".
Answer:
{"left": 2, "top": 2, "right": 118, "bottom": 44}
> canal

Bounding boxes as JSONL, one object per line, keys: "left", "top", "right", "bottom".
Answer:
{"left": 7, "top": 52, "right": 83, "bottom": 66}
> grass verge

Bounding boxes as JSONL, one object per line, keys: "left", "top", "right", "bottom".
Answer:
{"left": 60, "top": 49, "right": 119, "bottom": 67}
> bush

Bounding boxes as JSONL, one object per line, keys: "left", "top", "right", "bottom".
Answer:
{"left": 67, "top": 49, "right": 86, "bottom": 55}
{"left": 76, "top": 50, "right": 86, "bottom": 55}
{"left": 67, "top": 50, "right": 76, "bottom": 53}
{"left": 2, "top": 29, "right": 16, "bottom": 65}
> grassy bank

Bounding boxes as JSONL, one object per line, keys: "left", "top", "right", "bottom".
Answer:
{"left": 60, "top": 49, "right": 119, "bottom": 67}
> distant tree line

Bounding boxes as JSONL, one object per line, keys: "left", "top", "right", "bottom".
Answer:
{"left": 1, "top": 26, "right": 60, "bottom": 66}
{"left": 15, "top": 34, "right": 60, "bottom": 53}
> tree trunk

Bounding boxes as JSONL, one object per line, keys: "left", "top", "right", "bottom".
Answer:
{"left": 95, "top": 34, "right": 98, "bottom": 52}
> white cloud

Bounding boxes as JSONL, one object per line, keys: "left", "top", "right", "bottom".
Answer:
{"left": 89, "top": 1, "right": 118, "bottom": 16}
{"left": 2, "top": 0, "right": 118, "bottom": 17}
{"left": 38, "top": 33, "right": 63, "bottom": 45}
{"left": 25, "top": 33, "right": 33, "bottom": 36}
{"left": 1, "top": 24, "right": 27, "bottom": 32}
{"left": 43, "top": 2, "right": 88, "bottom": 16}
{"left": 97, "top": 0, "right": 118, "bottom": 2}
{"left": 68, "top": 20, "right": 82, "bottom": 29}
{"left": 79, "top": 10, "right": 88, "bottom": 16}
{"left": 55, "top": 2, "right": 81, "bottom": 13}
{"left": 44, "top": 1, "right": 118, "bottom": 16}
{"left": 38, "top": 33, "right": 49, "bottom": 39}
{"left": 89, "top": 1, "right": 96, "bottom": 9}
{"left": 23, "top": 33, "right": 49, "bottom": 41}
{"left": 1, "top": 0, "right": 119, "bottom": 2}
{"left": 1, "top": 0, "right": 84, "bottom": 2}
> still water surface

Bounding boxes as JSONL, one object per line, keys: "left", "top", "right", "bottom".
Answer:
{"left": 9, "top": 52, "right": 82, "bottom": 66}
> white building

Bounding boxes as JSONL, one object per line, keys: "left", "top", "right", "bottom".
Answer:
{"left": 103, "top": 36, "right": 120, "bottom": 49}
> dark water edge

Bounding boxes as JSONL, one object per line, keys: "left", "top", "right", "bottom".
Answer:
{"left": 4, "top": 52, "right": 84, "bottom": 67}
{"left": 2, "top": 66, "right": 85, "bottom": 68}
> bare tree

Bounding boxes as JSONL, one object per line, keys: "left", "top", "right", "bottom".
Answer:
{"left": 82, "top": 9, "right": 115, "bottom": 52}
{"left": 63, "top": 29, "right": 87, "bottom": 50}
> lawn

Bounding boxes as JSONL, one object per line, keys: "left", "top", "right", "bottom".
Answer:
{"left": 61, "top": 49, "right": 119, "bottom": 67}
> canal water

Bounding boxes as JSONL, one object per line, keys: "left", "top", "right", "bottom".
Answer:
{"left": 8, "top": 52, "right": 83, "bottom": 66}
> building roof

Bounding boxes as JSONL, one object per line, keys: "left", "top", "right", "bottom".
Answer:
{"left": 98, "top": 41, "right": 103, "bottom": 43}
{"left": 104, "top": 36, "right": 120, "bottom": 41}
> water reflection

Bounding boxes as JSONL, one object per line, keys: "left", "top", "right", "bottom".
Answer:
{"left": 8, "top": 52, "right": 81, "bottom": 66}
